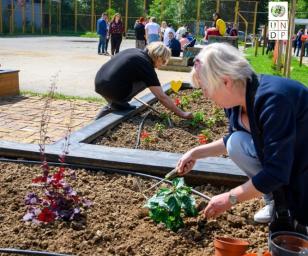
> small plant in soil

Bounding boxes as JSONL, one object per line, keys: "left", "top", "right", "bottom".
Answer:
{"left": 197, "top": 134, "right": 208, "bottom": 144}
{"left": 190, "top": 111, "right": 205, "bottom": 127}
{"left": 144, "top": 177, "right": 198, "bottom": 232}
{"left": 191, "top": 90, "right": 203, "bottom": 101}
{"left": 180, "top": 95, "right": 190, "bottom": 109}
{"left": 23, "top": 75, "right": 91, "bottom": 224}
{"left": 140, "top": 130, "right": 158, "bottom": 144}
{"left": 153, "top": 123, "right": 166, "bottom": 136}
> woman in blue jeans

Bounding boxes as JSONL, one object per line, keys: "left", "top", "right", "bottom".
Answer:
{"left": 177, "top": 43, "right": 308, "bottom": 234}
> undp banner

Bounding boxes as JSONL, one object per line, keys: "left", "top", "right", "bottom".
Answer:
{"left": 268, "top": 2, "right": 288, "bottom": 40}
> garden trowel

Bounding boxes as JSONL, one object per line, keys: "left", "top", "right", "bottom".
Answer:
{"left": 144, "top": 168, "right": 179, "bottom": 193}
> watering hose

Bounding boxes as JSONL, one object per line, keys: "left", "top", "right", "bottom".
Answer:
{"left": 0, "top": 248, "right": 73, "bottom": 256}
{"left": 135, "top": 110, "right": 152, "bottom": 149}
{"left": 0, "top": 157, "right": 211, "bottom": 201}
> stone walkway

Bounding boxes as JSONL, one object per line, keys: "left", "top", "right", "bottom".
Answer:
{"left": 0, "top": 95, "right": 101, "bottom": 144}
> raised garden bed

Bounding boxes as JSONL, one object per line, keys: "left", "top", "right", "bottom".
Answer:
{"left": 94, "top": 89, "right": 228, "bottom": 154}
{"left": 0, "top": 162, "right": 268, "bottom": 256}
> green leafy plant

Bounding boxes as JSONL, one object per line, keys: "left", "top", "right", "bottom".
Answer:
{"left": 190, "top": 111, "right": 205, "bottom": 127}
{"left": 153, "top": 123, "right": 166, "bottom": 136}
{"left": 144, "top": 178, "right": 198, "bottom": 232}
{"left": 191, "top": 90, "right": 203, "bottom": 101}
{"left": 180, "top": 96, "right": 190, "bottom": 108}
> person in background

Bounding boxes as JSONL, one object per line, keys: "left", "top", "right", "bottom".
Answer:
{"left": 97, "top": 13, "right": 108, "bottom": 55}
{"left": 206, "top": 12, "right": 226, "bottom": 40}
{"left": 145, "top": 17, "right": 160, "bottom": 44}
{"left": 295, "top": 29, "right": 304, "bottom": 57}
{"left": 175, "top": 24, "right": 187, "bottom": 40}
{"left": 203, "top": 26, "right": 208, "bottom": 42}
{"left": 104, "top": 15, "right": 110, "bottom": 55}
{"left": 168, "top": 32, "right": 181, "bottom": 57}
{"left": 160, "top": 21, "right": 167, "bottom": 41}
{"left": 177, "top": 43, "right": 308, "bottom": 234}
{"left": 229, "top": 24, "right": 238, "bottom": 37}
{"left": 226, "top": 23, "right": 232, "bottom": 35}
{"left": 134, "top": 17, "right": 146, "bottom": 50}
{"left": 109, "top": 13, "right": 124, "bottom": 56}
{"left": 180, "top": 32, "right": 190, "bottom": 51}
{"left": 95, "top": 42, "right": 193, "bottom": 120}
{"left": 304, "top": 37, "right": 308, "bottom": 57}
{"left": 163, "top": 23, "right": 175, "bottom": 46}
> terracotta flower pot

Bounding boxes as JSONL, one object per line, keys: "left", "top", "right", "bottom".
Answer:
{"left": 214, "top": 236, "right": 250, "bottom": 256}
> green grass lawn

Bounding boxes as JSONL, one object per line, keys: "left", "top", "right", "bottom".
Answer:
{"left": 245, "top": 47, "right": 308, "bottom": 86}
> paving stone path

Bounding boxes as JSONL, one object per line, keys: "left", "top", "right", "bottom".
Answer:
{"left": 0, "top": 95, "right": 101, "bottom": 144}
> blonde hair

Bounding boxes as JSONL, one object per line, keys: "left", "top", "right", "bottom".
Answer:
{"left": 146, "top": 42, "right": 171, "bottom": 64}
{"left": 191, "top": 43, "right": 254, "bottom": 93}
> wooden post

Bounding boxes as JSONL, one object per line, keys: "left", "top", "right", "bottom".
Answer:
{"left": 74, "top": 0, "right": 77, "bottom": 33}
{"left": 234, "top": 0, "right": 239, "bottom": 26}
{"left": 144, "top": 0, "right": 146, "bottom": 14}
{"left": 11, "top": 0, "right": 14, "bottom": 33}
{"left": 58, "top": 1, "right": 61, "bottom": 33}
{"left": 91, "top": 0, "right": 94, "bottom": 32}
{"left": 196, "top": 0, "right": 201, "bottom": 36}
{"left": 299, "top": 42, "right": 305, "bottom": 67}
{"left": 254, "top": 37, "right": 258, "bottom": 56}
{"left": 179, "top": 0, "right": 183, "bottom": 23}
{"left": 277, "top": 40, "right": 283, "bottom": 72}
{"left": 0, "top": 0, "right": 3, "bottom": 33}
{"left": 283, "top": 4, "right": 292, "bottom": 76}
{"left": 32, "top": 0, "right": 34, "bottom": 33}
{"left": 41, "top": 0, "right": 43, "bottom": 34}
{"left": 252, "top": 1, "right": 258, "bottom": 38}
{"left": 216, "top": 0, "right": 220, "bottom": 13}
{"left": 109, "top": 0, "right": 111, "bottom": 10}
{"left": 160, "top": 0, "right": 163, "bottom": 21}
{"left": 49, "top": 0, "right": 52, "bottom": 34}
{"left": 125, "top": 0, "right": 128, "bottom": 34}
{"left": 262, "top": 25, "right": 267, "bottom": 55}
{"left": 285, "top": 0, "right": 296, "bottom": 78}
{"left": 22, "top": 2, "right": 25, "bottom": 33}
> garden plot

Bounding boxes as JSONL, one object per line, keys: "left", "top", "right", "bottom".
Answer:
{"left": 94, "top": 89, "right": 228, "bottom": 154}
{"left": 0, "top": 162, "right": 268, "bottom": 256}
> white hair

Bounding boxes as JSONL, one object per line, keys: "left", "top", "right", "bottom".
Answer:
{"left": 191, "top": 43, "right": 254, "bottom": 93}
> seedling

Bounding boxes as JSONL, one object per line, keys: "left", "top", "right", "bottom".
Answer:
{"left": 191, "top": 90, "right": 203, "bottom": 101}
{"left": 140, "top": 130, "right": 158, "bottom": 144}
{"left": 180, "top": 96, "right": 190, "bottom": 108}
{"left": 198, "top": 134, "right": 208, "bottom": 144}
{"left": 190, "top": 111, "right": 205, "bottom": 127}
{"left": 144, "top": 177, "right": 198, "bottom": 232}
{"left": 153, "top": 123, "right": 166, "bottom": 136}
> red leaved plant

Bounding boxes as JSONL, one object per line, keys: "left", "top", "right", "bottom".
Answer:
{"left": 23, "top": 74, "right": 91, "bottom": 224}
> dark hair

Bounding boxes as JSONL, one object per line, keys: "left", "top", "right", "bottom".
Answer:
{"left": 139, "top": 17, "right": 145, "bottom": 23}
{"left": 213, "top": 12, "right": 221, "bottom": 19}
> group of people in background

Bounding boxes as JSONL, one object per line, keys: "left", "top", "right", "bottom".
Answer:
{"left": 97, "top": 12, "right": 124, "bottom": 56}
{"left": 293, "top": 28, "right": 308, "bottom": 57}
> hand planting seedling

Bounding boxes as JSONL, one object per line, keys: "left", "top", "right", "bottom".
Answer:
{"left": 144, "top": 177, "right": 198, "bottom": 232}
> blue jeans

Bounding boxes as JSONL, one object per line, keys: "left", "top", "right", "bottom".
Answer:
{"left": 98, "top": 35, "right": 106, "bottom": 53}
{"left": 147, "top": 34, "right": 160, "bottom": 44}
{"left": 226, "top": 131, "right": 273, "bottom": 203}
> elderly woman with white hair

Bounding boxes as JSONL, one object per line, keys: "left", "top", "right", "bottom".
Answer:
{"left": 177, "top": 43, "right": 308, "bottom": 235}
{"left": 95, "top": 42, "right": 193, "bottom": 120}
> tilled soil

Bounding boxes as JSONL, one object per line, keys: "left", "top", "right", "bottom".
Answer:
{"left": 0, "top": 162, "right": 268, "bottom": 256}
{"left": 94, "top": 89, "right": 229, "bottom": 154}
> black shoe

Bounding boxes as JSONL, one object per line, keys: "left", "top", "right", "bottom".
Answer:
{"left": 95, "top": 105, "right": 112, "bottom": 119}
{"left": 110, "top": 102, "right": 136, "bottom": 111}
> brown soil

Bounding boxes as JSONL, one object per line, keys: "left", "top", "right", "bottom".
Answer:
{"left": 94, "top": 89, "right": 229, "bottom": 154}
{"left": 0, "top": 162, "right": 268, "bottom": 256}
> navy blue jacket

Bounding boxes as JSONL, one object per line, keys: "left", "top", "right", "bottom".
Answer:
{"left": 224, "top": 74, "right": 308, "bottom": 225}
{"left": 97, "top": 18, "right": 107, "bottom": 36}
{"left": 168, "top": 38, "right": 181, "bottom": 57}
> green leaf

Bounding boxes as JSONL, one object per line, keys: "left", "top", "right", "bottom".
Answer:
{"left": 172, "top": 177, "right": 185, "bottom": 189}
{"left": 181, "top": 195, "right": 198, "bottom": 217}
{"left": 165, "top": 195, "right": 181, "bottom": 213}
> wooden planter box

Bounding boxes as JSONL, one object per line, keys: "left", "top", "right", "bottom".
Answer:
{"left": 0, "top": 70, "right": 20, "bottom": 97}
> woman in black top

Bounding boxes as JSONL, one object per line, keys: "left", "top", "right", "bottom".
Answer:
{"left": 109, "top": 13, "right": 124, "bottom": 55}
{"left": 95, "top": 42, "right": 193, "bottom": 120}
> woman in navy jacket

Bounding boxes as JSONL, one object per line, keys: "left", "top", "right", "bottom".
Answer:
{"left": 177, "top": 43, "right": 308, "bottom": 233}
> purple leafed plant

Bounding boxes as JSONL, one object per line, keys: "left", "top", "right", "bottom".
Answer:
{"left": 23, "top": 74, "right": 91, "bottom": 224}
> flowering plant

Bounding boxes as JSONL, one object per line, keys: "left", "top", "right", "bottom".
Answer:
{"left": 23, "top": 75, "right": 91, "bottom": 224}
{"left": 140, "top": 130, "right": 158, "bottom": 144}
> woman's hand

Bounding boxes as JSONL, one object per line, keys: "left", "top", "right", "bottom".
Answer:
{"left": 202, "top": 192, "right": 232, "bottom": 219}
{"left": 181, "top": 111, "right": 193, "bottom": 119}
{"left": 177, "top": 150, "right": 196, "bottom": 176}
